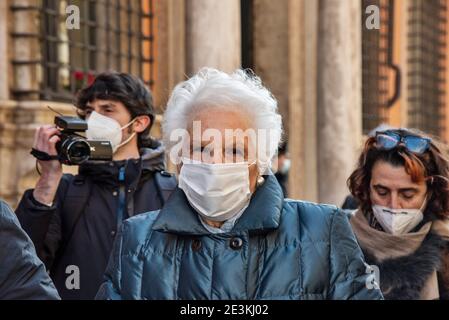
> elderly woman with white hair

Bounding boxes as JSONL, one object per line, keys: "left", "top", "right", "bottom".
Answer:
{"left": 96, "top": 68, "right": 382, "bottom": 300}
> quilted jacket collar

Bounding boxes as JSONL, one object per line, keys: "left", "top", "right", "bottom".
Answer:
{"left": 152, "top": 174, "right": 284, "bottom": 235}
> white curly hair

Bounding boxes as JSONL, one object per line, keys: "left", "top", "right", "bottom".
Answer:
{"left": 162, "top": 67, "right": 283, "bottom": 170}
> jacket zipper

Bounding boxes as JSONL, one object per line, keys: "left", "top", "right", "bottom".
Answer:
{"left": 117, "top": 166, "right": 126, "bottom": 230}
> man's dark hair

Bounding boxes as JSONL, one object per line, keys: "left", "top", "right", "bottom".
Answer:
{"left": 75, "top": 72, "right": 155, "bottom": 148}
{"left": 278, "top": 141, "right": 288, "bottom": 156}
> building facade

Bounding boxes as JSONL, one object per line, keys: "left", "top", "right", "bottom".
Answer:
{"left": 0, "top": 0, "right": 448, "bottom": 208}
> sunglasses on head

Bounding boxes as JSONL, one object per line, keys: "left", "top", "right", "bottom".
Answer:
{"left": 375, "top": 130, "right": 431, "bottom": 154}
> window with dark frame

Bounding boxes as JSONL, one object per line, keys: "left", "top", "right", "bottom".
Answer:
{"left": 39, "top": 0, "right": 156, "bottom": 102}
{"left": 407, "top": 0, "right": 447, "bottom": 138}
{"left": 361, "top": 0, "right": 395, "bottom": 135}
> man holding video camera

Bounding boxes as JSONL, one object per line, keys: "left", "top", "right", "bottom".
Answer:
{"left": 16, "top": 72, "right": 176, "bottom": 300}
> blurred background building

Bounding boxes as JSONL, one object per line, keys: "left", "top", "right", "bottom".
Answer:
{"left": 0, "top": 0, "right": 448, "bottom": 208}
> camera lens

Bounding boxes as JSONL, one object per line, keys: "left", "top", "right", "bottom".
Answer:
{"left": 66, "top": 139, "right": 91, "bottom": 165}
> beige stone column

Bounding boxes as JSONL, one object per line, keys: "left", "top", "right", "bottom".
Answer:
{"left": 252, "top": 0, "right": 318, "bottom": 201}
{"left": 317, "top": 0, "right": 362, "bottom": 206}
{"left": 292, "top": 0, "right": 319, "bottom": 202}
{"left": 253, "top": 0, "right": 289, "bottom": 129}
{"left": 287, "top": 0, "right": 304, "bottom": 200}
{"left": 185, "top": 0, "right": 241, "bottom": 75}
{"left": 152, "top": 0, "right": 186, "bottom": 174}
{"left": 153, "top": 0, "right": 186, "bottom": 110}
{"left": 0, "top": 0, "right": 10, "bottom": 100}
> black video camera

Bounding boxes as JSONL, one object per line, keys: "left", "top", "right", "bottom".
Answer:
{"left": 55, "top": 116, "right": 113, "bottom": 165}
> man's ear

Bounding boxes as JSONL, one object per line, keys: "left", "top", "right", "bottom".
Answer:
{"left": 133, "top": 115, "right": 151, "bottom": 133}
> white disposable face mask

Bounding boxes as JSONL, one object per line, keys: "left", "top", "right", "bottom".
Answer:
{"left": 86, "top": 111, "right": 136, "bottom": 153}
{"left": 278, "top": 158, "right": 291, "bottom": 175}
{"left": 372, "top": 197, "right": 427, "bottom": 235}
{"left": 178, "top": 157, "right": 255, "bottom": 222}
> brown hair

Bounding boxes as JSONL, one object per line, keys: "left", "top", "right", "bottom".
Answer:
{"left": 347, "top": 128, "right": 449, "bottom": 219}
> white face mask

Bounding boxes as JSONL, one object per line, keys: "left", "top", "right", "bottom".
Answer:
{"left": 372, "top": 197, "right": 427, "bottom": 235}
{"left": 178, "top": 157, "right": 255, "bottom": 222}
{"left": 86, "top": 111, "right": 136, "bottom": 153}
{"left": 278, "top": 158, "right": 291, "bottom": 175}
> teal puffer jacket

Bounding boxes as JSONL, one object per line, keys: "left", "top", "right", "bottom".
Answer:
{"left": 96, "top": 175, "right": 383, "bottom": 300}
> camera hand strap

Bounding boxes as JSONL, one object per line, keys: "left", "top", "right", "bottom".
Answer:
{"left": 30, "top": 148, "right": 60, "bottom": 161}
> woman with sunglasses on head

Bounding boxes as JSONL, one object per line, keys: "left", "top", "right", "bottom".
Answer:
{"left": 347, "top": 128, "right": 449, "bottom": 299}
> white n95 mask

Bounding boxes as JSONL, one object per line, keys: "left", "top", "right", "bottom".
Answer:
{"left": 86, "top": 111, "right": 136, "bottom": 153}
{"left": 372, "top": 198, "right": 426, "bottom": 235}
{"left": 178, "top": 157, "right": 254, "bottom": 222}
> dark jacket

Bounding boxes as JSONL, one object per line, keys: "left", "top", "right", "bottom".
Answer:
{"left": 341, "top": 195, "right": 360, "bottom": 210}
{"left": 96, "top": 174, "right": 383, "bottom": 300}
{"left": 16, "top": 144, "right": 176, "bottom": 300}
{"left": 0, "top": 200, "right": 59, "bottom": 300}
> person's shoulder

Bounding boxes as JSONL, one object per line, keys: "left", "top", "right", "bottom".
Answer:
{"left": 283, "top": 199, "right": 345, "bottom": 227}
{"left": 0, "top": 199, "right": 8, "bottom": 210}
{"left": 283, "top": 198, "right": 341, "bottom": 221}
{"left": 119, "top": 210, "right": 161, "bottom": 252}
{"left": 153, "top": 170, "right": 177, "bottom": 189}
{"left": 0, "top": 199, "right": 16, "bottom": 223}
{"left": 0, "top": 199, "right": 25, "bottom": 236}
{"left": 124, "top": 210, "right": 161, "bottom": 227}
{"left": 281, "top": 199, "right": 349, "bottom": 241}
